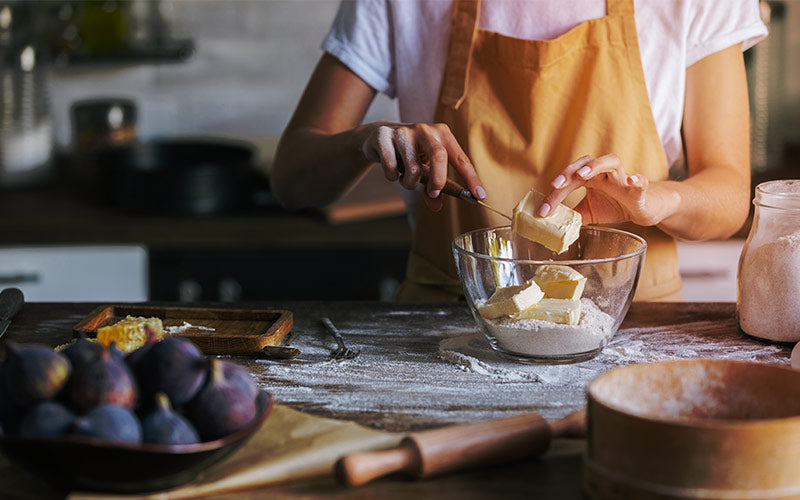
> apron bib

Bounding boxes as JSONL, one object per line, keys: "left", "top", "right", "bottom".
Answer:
{"left": 396, "top": 0, "right": 682, "bottom": 302}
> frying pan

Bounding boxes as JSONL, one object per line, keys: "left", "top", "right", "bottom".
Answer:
{"left": 99, "top": 137, "right": 263, "bottom": 216}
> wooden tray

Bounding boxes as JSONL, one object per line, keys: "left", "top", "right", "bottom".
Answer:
{"left": 73, "top": 305, "right": 292, "bottom": 355}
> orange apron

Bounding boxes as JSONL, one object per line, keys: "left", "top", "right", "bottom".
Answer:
{"left": 395, "top": 0, "right": 682, "bottom": 303}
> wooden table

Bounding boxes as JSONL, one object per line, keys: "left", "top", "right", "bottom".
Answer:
{"left": 1, "top": 301, "right": 791, "bottom": 499}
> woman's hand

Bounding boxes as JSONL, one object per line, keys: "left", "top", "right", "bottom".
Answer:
{"left": 360, "top": 122, "right": 485, "bottom": 211}
{"left": 538, "top": 43, "right": 751, "bottom": 242}
{"left": 272, "top": 53, "right": 486, "bottom": 212}
{"left": 539, "top": 154, "right": 679, "bottom": 227}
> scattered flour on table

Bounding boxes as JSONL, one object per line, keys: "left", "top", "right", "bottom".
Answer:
{"left": 738, "top": 229, "right": 800, "bottom": 342}
{"left": 233, "top": 308, "right": 790, "bottom": 426}
{"left": 439, "top": 323, "right": 788, "bottom": 386}
{"left": 482, "top": 298, "right": 614, "bottom": 356}
{"left": 164, "top": 321, "right": 215, "bottom": 334}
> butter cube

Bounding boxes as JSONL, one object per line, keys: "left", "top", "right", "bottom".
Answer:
{"left": 533, "top": 264, "right": 587, "bottom": 300}
{"left": 512, "top": 299, "right": 582, "bottom": 325}
{"left": 512, "top": 190, "right": 581, "bottom": 254}
{"left": 477, "top": 279, "right": 544, "bottom": 319}
{"left": 97, "top": 316, "right": 165, "bottom": 353}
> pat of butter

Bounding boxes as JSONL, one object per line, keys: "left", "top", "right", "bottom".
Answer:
{"left": 512, "top": 298, "right": 582, "bottom": 325}
{"left": 533, "top": 264, "right": 587, "bottom": 300}
{"left": 512, "top": 190, "right": 581, "bottom": 254}
{"left": 477, "top": 279, "right": 544, "bottom": 319}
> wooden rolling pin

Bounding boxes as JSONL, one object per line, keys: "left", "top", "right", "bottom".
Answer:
{"left": 335, "top": 409, "right": 586, "bottom": 487}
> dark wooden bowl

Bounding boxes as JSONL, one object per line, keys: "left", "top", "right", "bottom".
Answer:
{"left": 0, "top": 391, "right": 273, "bottom": 494}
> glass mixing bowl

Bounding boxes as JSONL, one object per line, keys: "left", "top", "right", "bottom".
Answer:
{"left": 452, "top": 226, "right": 646, "bottom": 363}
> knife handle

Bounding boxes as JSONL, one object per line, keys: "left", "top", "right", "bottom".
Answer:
{"left": 0, "top": 288, "right": 24, "bottom": 320}
{"left": 418, "top": 171, "right": 477, "bottom": 203}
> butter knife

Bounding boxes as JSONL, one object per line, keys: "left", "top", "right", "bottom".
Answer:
{"left": 0, "top": 288, "right": 24, "bottom": 339}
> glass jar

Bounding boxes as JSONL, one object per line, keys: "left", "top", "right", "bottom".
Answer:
{"left": 0, "top": 4, "right": 54, "bottom": 188}
{"left": 737, "top": 180, "right": 800, "bottom": 342}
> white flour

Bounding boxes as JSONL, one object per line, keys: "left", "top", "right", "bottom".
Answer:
{"left": 481, "top": 298, "right": 614, "bottom": 357}
{"left": 202, "top": 307, "right": 788, "bottom": 428}
{"left": 164, "top": 321, "right": 216, "bottom": 334}
{"left": 438, "top": 322, "right": 787, "bottom": 388}
{"left": 738, "top": 230, "right": 800, "bottom": 342}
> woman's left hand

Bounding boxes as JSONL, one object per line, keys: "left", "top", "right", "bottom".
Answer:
{"left": 538, "top": 154, "right": 678, "bottom": 227}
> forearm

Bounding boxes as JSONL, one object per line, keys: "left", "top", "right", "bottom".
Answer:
{"left": 654, "top": 166, "right": 750, "bottom": 241}
{"left": 270, "top": 124, "right": 375, "bottom": 211}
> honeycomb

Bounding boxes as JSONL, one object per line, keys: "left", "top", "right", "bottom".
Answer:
{"left": 96, "top": 316, "right": 165, "bottom": 353}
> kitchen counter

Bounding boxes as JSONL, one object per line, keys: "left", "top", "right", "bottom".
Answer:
{"left": 0, "top": 300, "right": 791, "bottom": 499}
{"left": 0, "top": 182, "right": 411, "bottom": 250}
{"left": 0, "top": 180, "right": 412, "bottom": 301}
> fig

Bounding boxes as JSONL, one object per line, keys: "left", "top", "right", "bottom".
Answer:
{"left": 142, "top": 392, "right": 200, "bottom": 445}
{"left": 133, "top": 337, "right": 206, "bottom": 406}
{"left": 67, "top": 349, "right": 138, "bottom": 413}
{"left": 2, "top": 342, "right": 71, "bottom": 408}
{"left": 107, "top": 341, "right": 127, "bottom": 363}
{"left": 18, "top": 400, "right": 75, "bottom": 439}
{"left": 61, "top": 333, "right": 104, "bottom": 371}
{"left": 185, "top": 358, "right": 257, "bottom": 441}
{"left": 72, "top": 404, "right": 142, "bottom": 443}
{"left": 123, "top": 325, "right": 161, "bottom": 372}
{"left": 218, "top": 358, "right": 258, "bottom": 402}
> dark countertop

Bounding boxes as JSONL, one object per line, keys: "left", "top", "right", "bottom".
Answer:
{"left": 0, "top": 182, "right": 411, "bottom": 251}
{"left": 0, "top": 300, "right": 791, "bottom": 499}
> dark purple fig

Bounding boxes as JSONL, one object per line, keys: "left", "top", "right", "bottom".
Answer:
{"left": 2, "top": 342, "right": 71, "bottom": 408}
{"left": 185, "top": 358, "right": 257, "bottom": 441}
{"left": 61, "top": 333, "right": 104, "bottom": 371}
{"left": 123, "top": 325, "right": 161, "bottom": 372}
{"left": 107, "top": 341, "right": 126, "bottom": 363}
{"left": 142, "top": 392, "right": 200, "bottom": 445}
{"left": 72, "top": 404, "right": 142, "bottom": 443}
{"left": 18, "top": 400, "right": 75, "bottom": 439}
{"left": 133, "top": 337, "right": 206, "bottom": 406}
{"left": 217, "top": 359, "right": 258, "bottom": 402}
{"left": 67, "top": 350, "right": 138, "bottom": 413}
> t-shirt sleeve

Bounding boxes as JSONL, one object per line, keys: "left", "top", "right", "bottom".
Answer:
{"left": 322, "top": 0, "right": 397, "bottom": 97}
{"left": 686, "top": 0, "right": 768, "bottom": 67}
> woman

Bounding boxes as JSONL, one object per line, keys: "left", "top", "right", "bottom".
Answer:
{"left": 271, "top": 0, "right": 767, "bottom": 302}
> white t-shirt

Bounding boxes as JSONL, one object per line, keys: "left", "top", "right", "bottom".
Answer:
{"left": 323, "top": 0, "right": 767, "bottom": 169}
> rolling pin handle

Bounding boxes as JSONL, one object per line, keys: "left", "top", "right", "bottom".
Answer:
{"left": 334, "top": 442, "right": 419, "bottom": 487}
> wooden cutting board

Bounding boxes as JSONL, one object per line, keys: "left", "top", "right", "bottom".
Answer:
{"left": 73, "top": 305, "right": 292, "bottom": 355}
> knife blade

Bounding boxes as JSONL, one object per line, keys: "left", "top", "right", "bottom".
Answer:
{"left": 0, "top": 287, "right": 24, "bottom": 339}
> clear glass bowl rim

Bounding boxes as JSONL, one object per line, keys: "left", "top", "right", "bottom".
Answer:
{"left": 452, "top": 225, "right": 647, "bottom": 266}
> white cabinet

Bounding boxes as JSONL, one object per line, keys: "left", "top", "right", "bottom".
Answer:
{"left": 0, "top": 246, "right": 147, "bottom": 301}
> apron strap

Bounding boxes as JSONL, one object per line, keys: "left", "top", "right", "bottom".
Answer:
{"left": 440, "top": 0, "right": 480, "bottom": 109}
{"left": 606, "top": 0, "right": 634, "bottom": 16}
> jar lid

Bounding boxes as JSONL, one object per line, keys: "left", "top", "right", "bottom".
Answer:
{"left": 755, "top": 180, "right": 800, "bottom": 210}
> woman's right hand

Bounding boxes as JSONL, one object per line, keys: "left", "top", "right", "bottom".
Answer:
{"left": 360, "top": 122, "right": 486, "bottom": 211}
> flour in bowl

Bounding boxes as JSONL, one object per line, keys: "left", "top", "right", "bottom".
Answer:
{"left": 482, "top": 298, "right": 615, "bottom": 356}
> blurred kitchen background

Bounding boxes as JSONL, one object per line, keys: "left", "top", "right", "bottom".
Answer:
{"left": 0, "top": 0, "right": 797, "bottom": 303}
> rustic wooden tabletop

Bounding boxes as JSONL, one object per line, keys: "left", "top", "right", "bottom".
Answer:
{"left": 0, "top": 301, "right": 790, "bottom": 499}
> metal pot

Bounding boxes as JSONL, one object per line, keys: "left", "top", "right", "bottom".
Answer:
{"left": 99, "top": 137, "right": 259, "bottom": 216}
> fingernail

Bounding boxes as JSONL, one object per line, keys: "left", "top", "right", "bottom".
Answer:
{"left": 627, "top": 175, "right": 638, "bottom": 185}
{"left": 552, "top": 175, "right": 566, "bottom": 188}
{"left": 538, "top": 202, "right": 550, "bottom": 217}
{"left": 429, "top": 189, "right": 441, "bottom": 198}
{"left": 577, "top": 166, "right": 591, "bottom": 178}
{"left": 476, "top": 186, "right": 487, "bottom": 200}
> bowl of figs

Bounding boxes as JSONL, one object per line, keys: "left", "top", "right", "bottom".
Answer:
{"left": 0, "top": 336, "right": 273, "bottom": 493}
